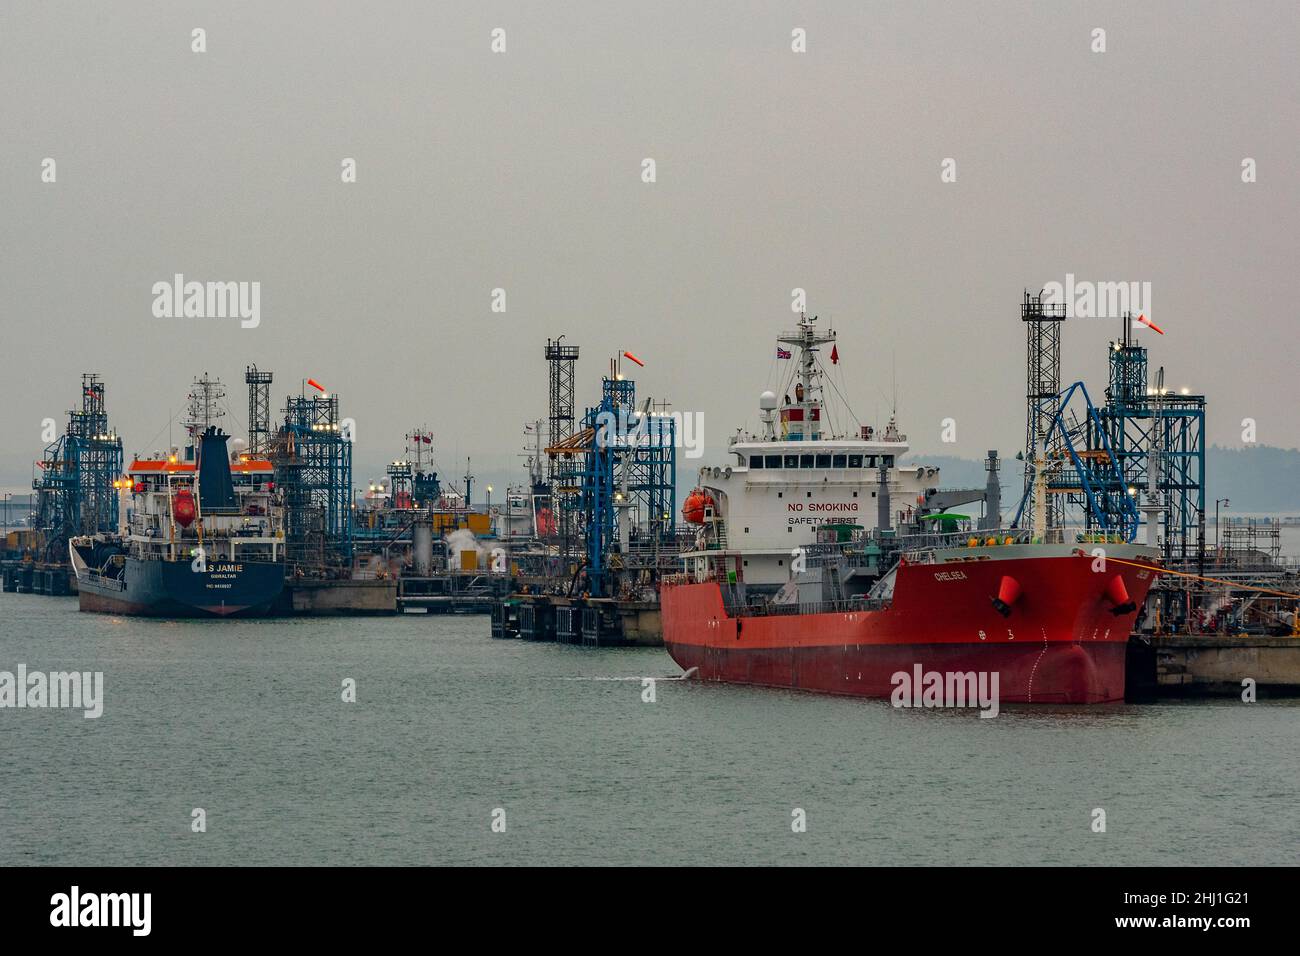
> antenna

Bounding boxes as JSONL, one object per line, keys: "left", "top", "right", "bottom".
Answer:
{"left": 891, "top": 351, "right": 898, "bottom": 417}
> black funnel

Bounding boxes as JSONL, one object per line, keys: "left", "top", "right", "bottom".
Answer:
{"left": 197, "top": 426, "right": 238, "bottom": 513}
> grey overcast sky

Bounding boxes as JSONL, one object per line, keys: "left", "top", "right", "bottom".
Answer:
{"left": 2, "top": 1, "right": 1297, "bottom": 496}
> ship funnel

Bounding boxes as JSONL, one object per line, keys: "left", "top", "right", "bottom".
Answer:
{"left": 197, "top": 426, "right": 239, "bottom": 513}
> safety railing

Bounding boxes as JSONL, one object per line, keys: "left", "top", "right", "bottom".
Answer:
{"left": 728, "top": 596, "right": 889, "bottom": 617}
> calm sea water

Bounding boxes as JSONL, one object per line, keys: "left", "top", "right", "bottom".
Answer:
{"left": 1, "top": 592, "right": 1297, "bottom": 866}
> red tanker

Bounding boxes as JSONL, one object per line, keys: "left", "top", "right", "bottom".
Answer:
{"left": 661, "top": 541, "right": 1159, "bottom": 704}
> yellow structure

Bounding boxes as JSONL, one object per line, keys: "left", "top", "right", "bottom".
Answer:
{"left": 431, "top": 512, "right": 490, "bottom": 535}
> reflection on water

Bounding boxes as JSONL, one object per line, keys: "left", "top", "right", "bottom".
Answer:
{"left": 1, "top": 593, "right": 1296, "bottom": 866}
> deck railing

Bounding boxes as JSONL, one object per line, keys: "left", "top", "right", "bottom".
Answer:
{"left": 728, "top": 596, "right": 889, "bottom": 618}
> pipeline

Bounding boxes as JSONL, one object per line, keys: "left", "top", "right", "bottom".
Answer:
{"left": 1105, "top": 556, "right": 1300, "bottom": 602}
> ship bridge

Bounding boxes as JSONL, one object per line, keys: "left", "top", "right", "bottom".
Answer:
{"left": 680, "top": 313, "right": 941, "bottom": 589}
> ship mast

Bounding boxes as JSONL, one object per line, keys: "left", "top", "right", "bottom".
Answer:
{"left": 183, "top": 372, "right": 226, "bottom": 461}
{"left": 522, "top": 420, "right": 544, "bottom": 489}
{"left": 776, "top": 313, "right": 836, "bottom": 441}
{"left": 406, "top": 426, "right": 432, "bottom": 473}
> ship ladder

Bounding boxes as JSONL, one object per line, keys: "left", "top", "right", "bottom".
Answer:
{"left": 826, "top": 565, "right": 845, "bottom": 606}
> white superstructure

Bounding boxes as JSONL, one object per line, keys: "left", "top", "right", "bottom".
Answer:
{"left": 681, "top": 315, "right": 936, "bottom": 588}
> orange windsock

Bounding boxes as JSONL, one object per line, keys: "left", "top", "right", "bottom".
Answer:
{"left": 1135, "top": 313, "right": 1164, "bottom": 335}
{"left": 622, "top": 351, "right": 644, "bottom": 367}
{"left": 307, "top": 378, "right": 326, "bottom": 393}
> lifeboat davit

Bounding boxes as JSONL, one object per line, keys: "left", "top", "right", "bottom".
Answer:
{"left": 682, "top": 489, "right": 715, "bottom": 524}
{"left": 173, "top": 489, "right": 196, "bottom": 528}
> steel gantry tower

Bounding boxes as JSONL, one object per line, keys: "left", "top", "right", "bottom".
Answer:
{"left": 544, "top": 336, "right": 582, "bottom": 558}
{"left": 32, "top": 373, "right": 124, "bottom": 560}
{"left": 1098, "top": 313, "right": 1205, "bottom": 562}
{"left": 274, "top": 389, "right": 354, "bottom": 570}
{"left": 545, "top": 337, "right": 580, "bottom": 483}
{"left": 1019, "top": 290, "right": 1068, "bottom": 534}
{"left": 245, "top": 366, "right": 274, "bottom": 456}
{"left": 578, "top": 365, "right": 677, "bottom": 598}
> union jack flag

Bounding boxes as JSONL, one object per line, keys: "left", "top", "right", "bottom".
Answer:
{"left": 776, "top": 347, "right": 792, "bottom": 359}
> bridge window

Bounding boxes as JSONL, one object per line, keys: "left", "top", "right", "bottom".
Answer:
{"left": 833, "top": 454, "right": 847, "bottom": 468}
{"left": 765, "top": 455, "right": 781, "bottom": 468}
{"left": 800, "top": 454, "right": 814, "bottom": 468}
{"left": 749, "top": 456, "right": 763, "bottom": 469}
{"left": 883, "top": 455, "right": 895, "bottom": 468}
{"left": 815, "top": 454, "right": 832, "bottom": 468}
{"left": 866, "top": 455, "right": 877, "bottom": 468}
{"left": 848, "top": 454, "right": 863, "bottom": 468}
{"left": 784, "top": 455, "right": 799, "bottom": 469}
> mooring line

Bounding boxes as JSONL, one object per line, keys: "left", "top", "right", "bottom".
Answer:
{"left": 1106, "top": 557, "right": 1300, "bottom": 601}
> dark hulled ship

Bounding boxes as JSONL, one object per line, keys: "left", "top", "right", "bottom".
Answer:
{"left": 71, "top": 427, "right": 284, "bottom": 617}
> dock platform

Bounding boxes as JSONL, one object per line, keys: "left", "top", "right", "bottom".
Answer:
{"left": 1, "top": 561, "right": 76, "bottom": 596}
{"left": 491, "top": 593, "right": 663, "bottom": 646}
{"left": 1128, "top": 632, "right": 1300, "bottom": 698}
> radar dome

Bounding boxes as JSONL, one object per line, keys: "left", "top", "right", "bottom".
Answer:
{"left": 759, "top": 390, "right": 778, "bottom": 411}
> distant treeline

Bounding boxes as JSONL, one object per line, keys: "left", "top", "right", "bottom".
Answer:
{"left": 924, "top": 446, "right": 1300, "bottom": 514}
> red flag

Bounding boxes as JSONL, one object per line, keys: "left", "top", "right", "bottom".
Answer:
{"left": 830, "top": 344, "right": 839, "bottom": 365}
{"left": 1135, "top": 314, "right": 1164, "bottom": 335}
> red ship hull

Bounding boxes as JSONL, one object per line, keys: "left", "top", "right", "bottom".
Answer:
{"left": 662, "top": 547, "right": 1157, "bottom": 704}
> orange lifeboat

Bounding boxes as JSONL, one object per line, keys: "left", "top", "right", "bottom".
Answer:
{"left": 173, "top": 488, "right": 196, "bottom": 528}
{"left": 682, "top": 489, "right": 715, "bottom": 524}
